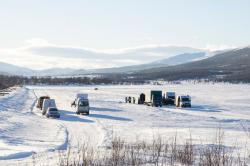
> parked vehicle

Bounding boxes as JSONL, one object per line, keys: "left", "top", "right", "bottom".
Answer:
{"left": 75, "top": 93, "right": 87, "bottom": 98}
{"left": 46, "top": 107, "right": 60, "bottom": 118}
{"left": 36, "top": 96, "right": 50, "bottom": 110}
{"left": 72, "top": 93, "right": 89, "bottom": 115}
{"left": 145, "top": 90, "right": 162, "bottom": 107}
{"left": 163, "top": 92, "right": 176, "bottom": 105}
{"left": 138, "top": 93, "right": 145, "bottom": 104}
{"left": 175, "top": 95, "right": 191, "bottom": 108}
{"left": 42, "top": 99, "right": 56, "bottom": 115}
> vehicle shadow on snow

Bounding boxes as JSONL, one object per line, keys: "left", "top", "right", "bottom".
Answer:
{"left": 59, "top": 110, "right": 94, "bottom": 123}
{"left": 88, "top": 113, "right": 133, "bottom": 121}
{"left": 90, "top": 107, "right": 123, "bottom": 112}
{"left": 186, "top": 105, "right": 224, "bottom": 112}
{"left": 0, "top": 135, "right": 25, "bottom": 145}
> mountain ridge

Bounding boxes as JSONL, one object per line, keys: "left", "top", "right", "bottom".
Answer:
{"left": 130, "top": 47, "right": 250, "bottom": 82}
{"left": 0, "top": 47, "right": 209, "bottom": 76}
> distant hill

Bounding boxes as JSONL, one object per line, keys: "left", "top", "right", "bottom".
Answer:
{"left": 1, "top": 47, "right": 250, "bottom": 83}
{"left": 0, "top": 71, "right": 9, "bottom": 75}
{"left": 73, "top": 52, "right": 208, "bottom": 75}
{"left": 0, "top": 62, "right": 34, "bottom": 76}
{"left": 131, "top": 47, "right": 250, "bottom": 82}
{"left": 35, "top": 68, "right": 78, "bottom": 76}
{"left": 0, "top": 46, "right": 237, "bottom": 81}
{"left": 0, "top": 61, "right": 78, "bottom": 76}
{"left": 0, "top": 46, "right": 206, "bottom": 76}
{"left": 150, "top": 52, "right": 206, "bottom": 65}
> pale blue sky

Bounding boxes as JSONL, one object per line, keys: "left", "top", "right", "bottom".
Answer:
{"left": 0, "top": 0, "right": 250, "bottom": 69}
{"left": 0, "top": 0, "right": 249, "bottom": 49}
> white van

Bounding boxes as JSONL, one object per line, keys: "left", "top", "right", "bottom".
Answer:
{"left": 175, "top": 95, "right": 191, "bottom": 108}
{"left": 75, "top": 98, "right": 89, "bottom": 115}
{"left": 76, "top": 93, "right": 88, "bottom": 99}
{"left": 72, "top": 93, "right": 89, "bottom": 115}
{"left": 42, "top": 99, "right": 56, "bottom": 115}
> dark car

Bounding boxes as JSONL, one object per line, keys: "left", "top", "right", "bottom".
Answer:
{"left": 46, "top": 107, "right": 60, "bottom": 118}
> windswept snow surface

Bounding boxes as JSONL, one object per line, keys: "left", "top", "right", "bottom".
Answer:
{"left": 0, "top": 83, "right": 250, "bottom": 165}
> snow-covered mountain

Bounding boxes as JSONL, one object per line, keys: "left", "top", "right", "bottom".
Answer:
{"left": 0, "top": 52, "right": 205, "bottom": 76}
{"left": 27, "top": 45, "right": 204, "bottom": 61}
{"left": 133, "top": 47, "right": 250, "bottom": 82}
{"left": 0, "top": 62, "right": 35, "bottom": 76}
{"left": 73, "top": 51, "right": 209, "bottom": 74}
{"left": 0, "top": 52, "right": 210, "bottom": 76}
{"left": 35, "top": 68, "right": 79, "bottom": 76}
{"left": 0, "top": 46, "right": 207, "bottom": 76}
{"left": 0, "top": 62, "right": 77, "bottom": 76}
{"left": 150, "top": 52, "right": 206, "bottom": 65}
{"left": 0, "top": 46, "right": 228, "bottom": 76}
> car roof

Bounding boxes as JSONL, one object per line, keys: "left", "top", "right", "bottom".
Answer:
{"left": 48, "top": 107, "right": 57, "bottom": 110}
{"left": 77, "top": 98, "right": 88, "bottom": 101}
{"left": 40, "top": 96, "right": 50, "bottom": 99}
{"left": 44, "top": 99, "right": 55, "bottom": 102}
{"left": 180, "top": 95, "right": 190, "bottom": 98}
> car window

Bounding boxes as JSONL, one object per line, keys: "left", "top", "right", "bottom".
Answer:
{"left": 79, "top": 100, "right": 89, "bottom": 106}
{"left": 181, "top": 97, "right": 190, "bottom": 102}
{"left": 49, "top": 108, "right": 58, "bottom": 112}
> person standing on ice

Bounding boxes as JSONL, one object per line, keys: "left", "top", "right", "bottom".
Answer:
{"left": 128, "top": 96, "right": 131, "bottom": 103}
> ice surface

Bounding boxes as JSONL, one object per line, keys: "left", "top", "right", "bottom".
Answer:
{"left": 0, "top": 83, "right": 250, "bottom": 165}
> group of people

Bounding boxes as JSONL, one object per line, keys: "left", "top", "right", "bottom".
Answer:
{"left": 125, "top": 96, "right": 136, "bottom": 104}
{"left": 125, "top": 93, "right": 146, "bottom": 104}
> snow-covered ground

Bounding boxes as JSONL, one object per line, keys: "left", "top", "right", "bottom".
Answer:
{"left": 0, "top": 83, "right": 250, "bottom": 165}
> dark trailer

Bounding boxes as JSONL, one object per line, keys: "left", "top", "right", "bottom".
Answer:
{"left": 150, "top": 90, "right": 162, "bottom": 107}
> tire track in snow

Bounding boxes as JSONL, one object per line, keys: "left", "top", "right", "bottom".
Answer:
{"left": 49, "top": 124, "right": 69, "bottom": 151}
{"left": 93, "top": 117, "right": 113, "bottom": 148}
{"left": 33, "top": 88, "right": 106, "bottom": 151}
{"left": 32, "top": 89, "right": 70, "bottom": 151}
{"left": 0, "top": 88, "right": 40, "bottom": 161}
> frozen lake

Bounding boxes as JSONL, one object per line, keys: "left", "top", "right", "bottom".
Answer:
{"left": 0, "top": 83, "right": 250, "bottom": 165}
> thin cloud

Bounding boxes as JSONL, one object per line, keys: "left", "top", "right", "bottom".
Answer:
{"left": 204, "top": 44, "right": 236, "bottom": 51}
{"left": 0, "top": 39, "right": 207, "bottom": 70}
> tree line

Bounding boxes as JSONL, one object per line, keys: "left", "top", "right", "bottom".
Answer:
{"left": 1, "top": 71, "right": 249, "bottom": 90}
{"left": 0, "top": 75, "right": 25, "bottom": 90}
{"left": 0, "top": 75, "right": 115, "bottom": 90}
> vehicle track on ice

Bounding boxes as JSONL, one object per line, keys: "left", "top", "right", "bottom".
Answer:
{"left": 32, "top": 88, "right": 108, "bottom": 151}
{"left": 0, "top": 88, "right": 69, "bottom": 165}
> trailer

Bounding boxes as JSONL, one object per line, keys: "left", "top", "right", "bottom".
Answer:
{"left": 138, "top": 93, "right": 145, "bottom": 104}
{"left": 145, "top": 90, "right": 162, "bottom": 107}
{"left": 36, "top": 96, "right": 50, "bottom": 110}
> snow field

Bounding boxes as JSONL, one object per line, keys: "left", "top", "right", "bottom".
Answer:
{"left": 0, "top": 83, "right": 249, "bottom": 165}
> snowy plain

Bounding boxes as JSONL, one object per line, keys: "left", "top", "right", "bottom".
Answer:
{"left": 0, "top": 83, "right": 250, "bottom": 165}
